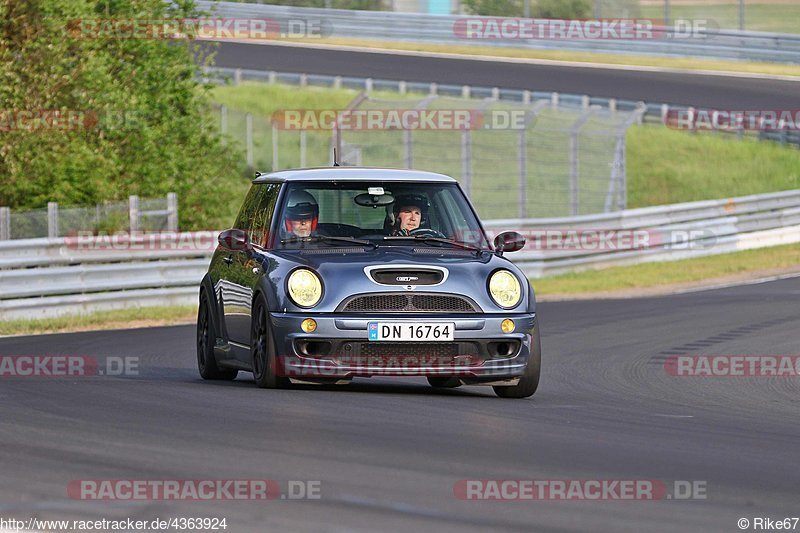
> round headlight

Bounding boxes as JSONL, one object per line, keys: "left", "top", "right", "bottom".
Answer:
{"left": 489, "top": 270, "right": 521, "bottom": 309}
{"left": 287, "top": 269, "right": 322, "bottom": 308}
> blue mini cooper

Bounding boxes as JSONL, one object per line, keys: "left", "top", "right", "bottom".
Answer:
{"left": 197, "top": 167, "right": 541, "bottom": 398}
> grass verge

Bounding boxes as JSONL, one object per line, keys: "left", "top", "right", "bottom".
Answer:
{"left": 533, "top": 242, "right": 800, "bottom": 297}
{"left": 0, "top": 306, "right": 196, "bottom": 337}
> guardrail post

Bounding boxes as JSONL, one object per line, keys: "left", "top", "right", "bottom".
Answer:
{"left": 609, "top": 99, "right": 616, "bottom": 115}
{"left": 462, "top": 85, "right": 470, "bottom": 99}
{"left": 551, "top": 92, "right": 559, "bottom": 110}
{"left": 300, "top": 129, "right": 307, "bottom": 168}
{"left": 47, "top": 202, "right": 59, "bottom": 238}
{"left": 333, "top": 76, "right": 342, "bottom": 89}
{"left": 234, "top": 68, "right": 242, "bottom": 86}
{"left": 461, "top": 129, "right": 471, "bottom": 198}
{"left": 404, "top": 129, "right": 412, "bottom": 168}
{"left": 517, "top": 128, "right": 527, "bottom": 218}
{"left": 268, "top": 71, "right": 276, "bottom": 84}
{"left": 661, "top": 104, "right": 670, "bottom": 124}
{"left": 167, "top": 193, "right": 178, "bottom": 232}
{"left": 581, "top": 95, "right": 590, "bottom": 110}
{"left": 365, "top": 78, "right": 373, "bottom": 92}
{"left": 491, "top": 87, "right": 500, "bottom": 100}
{"left": 522, "top": 90, "right": 531, "bottom": 105}
{"left": 429, "top": 82, "right": 438, "bottom": 96}
{"left": 300, "top": 73, "right": 308, "bottom": 87}
{"left": 246, "top": 113, "right": 254, "bottom": 168}
{"left": 128, "top": 196, "right": 140, "bottom": 232}
{"left": 271, "top": 122, "right": 279, "bottom": 170}
{"left": 569, "top": 107, "right": 600, "bottom": 216}
{"left": 398, "top": 80, "right": 407, "bottom": 95}
{"left": 0, "top": 207, "right": 10, "bottom": 240}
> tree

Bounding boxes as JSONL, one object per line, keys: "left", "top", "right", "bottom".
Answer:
{"left": 0, "top": 0, "right": 244, "bottom": 229}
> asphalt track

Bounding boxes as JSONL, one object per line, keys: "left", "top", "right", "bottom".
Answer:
{"left": 1, "top": 277, "right": 799, "bottom": 532}
{"left": 209, "top": 41, "right": 800, "bottom": 108}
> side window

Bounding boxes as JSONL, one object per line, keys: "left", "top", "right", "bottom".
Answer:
{"left": 233, "top": 183, "right": 282, "bottom": 248}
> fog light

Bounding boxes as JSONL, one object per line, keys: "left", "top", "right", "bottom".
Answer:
{"left": 501, "top": 319, "right": 515, "bottom": 333}
{"left": 301, "top": 318, "right": 317, "bottom": 333}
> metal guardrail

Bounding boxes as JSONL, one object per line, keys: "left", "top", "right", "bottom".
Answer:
{"left": 1, "top": 191, "right": 799, "bottom": 320}
{"left": 198, "top": 1, "right": 800, "bottom": 63}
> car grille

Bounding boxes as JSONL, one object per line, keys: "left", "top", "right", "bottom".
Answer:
{"left": 339, "top": 293, "right": 479, "bottom": 313}
{"left": 358, "top": 342, "right": 460, "bottom": 359}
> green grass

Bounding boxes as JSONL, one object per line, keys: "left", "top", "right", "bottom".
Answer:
{"left": 533, "top": 242, "right": 800, "bottom": 295}
{"left": 0, "top": 306, "right": 196, "bottom": 337}
{"left": 640, "top": 3, "right": 800, "bottom": 34}
{"left": 627, "top": 125, "right": 800, "bottom": 207}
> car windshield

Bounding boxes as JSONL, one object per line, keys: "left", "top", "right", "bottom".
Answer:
{"left": 275, "top": 181, "right": 491, "bottom": 250}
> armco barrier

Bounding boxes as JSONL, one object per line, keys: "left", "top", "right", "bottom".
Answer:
{"left": 1, "top": 190, "right": 799, "bottom": 320}
{"left": 196, "top": 1, "right": 800, "bottom": 64}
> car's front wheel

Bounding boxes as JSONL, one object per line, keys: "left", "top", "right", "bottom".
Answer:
{"left": 251, "top": 294, "right": 289, "bottom": 389}
{"left": 493, "top": 320, "right": 541, "bottom": 399}
{"left": 197, "top": 290, "right": 238, "bottom": 381}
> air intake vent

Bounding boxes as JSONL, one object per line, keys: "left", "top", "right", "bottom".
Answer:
{"left": 338, "top": 293, "right": 480, "bottom": 313}
{"left": 370, "top": 268, "right": 444, "bottom": 286}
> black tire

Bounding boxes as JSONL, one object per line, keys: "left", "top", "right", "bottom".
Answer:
{"left": 493, "top": 320, "right": 541, "bottom": 399}
{"left": 427, "top": 376, "right": 461, "bottom": 388}
{"left": 197, "top": 290, "right": 238, "bottom": 381}
{"left": 251, "top": 294, "right": 289, "bottom": 389}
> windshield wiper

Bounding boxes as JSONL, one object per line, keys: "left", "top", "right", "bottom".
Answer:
{"left": 383, "top": 235, "right": 487, "bottom": 254}
{"left": 280, "top": 235, "right": 376, "bottom": 248}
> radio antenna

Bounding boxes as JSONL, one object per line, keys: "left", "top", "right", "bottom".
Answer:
{"left": 333, "top": 148, "right": 340, "bottom": 167}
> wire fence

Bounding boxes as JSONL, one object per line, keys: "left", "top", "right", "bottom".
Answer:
{"left": 215, "top": 89, "right": 644, "bottom": 218}
{"left": 0, "top": 194, "right": 178, "bottom": 240}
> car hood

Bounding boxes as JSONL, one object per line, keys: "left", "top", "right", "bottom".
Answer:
{"left": 263, "top": 246, "right": 534, "bottom": 314}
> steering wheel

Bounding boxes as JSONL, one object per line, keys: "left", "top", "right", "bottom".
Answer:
{"left": 410, "top": 228, "right": 445, "bottom": 238}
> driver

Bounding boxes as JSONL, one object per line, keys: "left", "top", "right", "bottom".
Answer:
{"left": 283, "top": 190, "right": 319, "bottom": 238}
{"left": 390, "top": 194, "right": 428, "bottom": 236}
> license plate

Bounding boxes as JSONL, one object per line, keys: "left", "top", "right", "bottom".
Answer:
{"left": 368, "top": 322, "right": 455, "bottom": 342}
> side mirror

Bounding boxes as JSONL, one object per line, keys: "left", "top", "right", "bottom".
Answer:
{"left": 218, "top": 228, "right": 252, "bottom": 252}
{"left": 494, "top": 231, "right": 526, "bottom": 253}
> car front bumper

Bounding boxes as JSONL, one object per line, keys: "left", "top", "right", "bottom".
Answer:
{"left": 269, "top": 312, "right": 536, "bottom": 383}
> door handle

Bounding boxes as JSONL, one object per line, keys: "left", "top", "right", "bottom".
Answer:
{"left": 223, "top": 255, "right": 233, "bottom": 265}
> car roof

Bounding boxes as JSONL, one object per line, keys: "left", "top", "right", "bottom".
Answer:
{"left": 253, "top": 167, "right": 458, "bottom": 184}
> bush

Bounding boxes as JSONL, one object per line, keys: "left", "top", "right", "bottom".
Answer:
{"left": 464, "top": 0, "right": 590, "bottom": 18}
{"left": 0, "top": 0, "right": 246, "bottom": 230}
